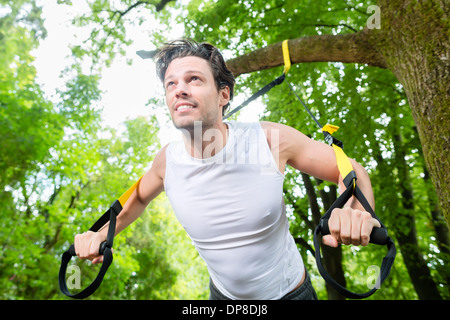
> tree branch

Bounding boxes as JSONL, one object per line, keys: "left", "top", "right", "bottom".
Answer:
{"left": 86, "top": 0, "right": 175, "bottom": 58}
{"left": 226, "top": 30, "right": 387, "bottom": 77}
{"left": 155, "top": 0, "right": 176, "bottom": 12}
{"left": 312, "top": 23, "right": 358, "bottom": 33}
{"left": 137, "top": 30, "right": 386, "bottom": 78}
{"left": 294, "top": 237, "right": 315, "bottom": 256}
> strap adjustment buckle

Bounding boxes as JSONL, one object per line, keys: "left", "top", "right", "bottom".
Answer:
{"left": 323, "top": 131, "right": 344, "bottom": 148}
{"left": 343, "top": 170, "right": 357, "bottom": 190}
{"left": 322, "top": 124, "right": 343, "bottom": 148}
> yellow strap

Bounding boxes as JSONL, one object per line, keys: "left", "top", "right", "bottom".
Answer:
{"left": 118, "top": 176, "right": 143, "bottom": 207}
{"left": 322, "top": 123, "right": 339, "bottom": 135}
{"left": 282, "top": 40, "right": 291, "bottom": 74}
{"left": 322, "top": 124, "right": 355, "bottom": 188}
{"left": 331, "top": 144, "right": 354, "bottom": 185}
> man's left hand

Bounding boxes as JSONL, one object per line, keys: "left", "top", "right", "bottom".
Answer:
{"left": 322, "top": 207, "right": 381, "bottom": 247}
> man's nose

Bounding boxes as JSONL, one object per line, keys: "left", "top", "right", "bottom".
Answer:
{"left": 175, "top": 81, "right": 190, "bottom": 98}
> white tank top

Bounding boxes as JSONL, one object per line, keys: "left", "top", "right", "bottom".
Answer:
{"left": 164, "top": 121, "right": 304, "bottom": 299}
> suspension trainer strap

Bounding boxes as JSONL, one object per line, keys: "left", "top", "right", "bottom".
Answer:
{"left": 313, "top": 125, "right": 396, "bottom": 299}
{"left": 282, "top": 39, "right": 291, "bottom": 74}
{"left": 223, "top": 40, "right": 292, "bottom": 120}
{"left": 281, "top": 39, "right": 396, "bottom": 298}
{"left": 312, "top": 181, "right": 396, "bottom": 298}
{"left": 223, "top": 74, "right": 285, "bottom": 120}
{"left": 59, "top": 177, "right": 142, "bottom": 299}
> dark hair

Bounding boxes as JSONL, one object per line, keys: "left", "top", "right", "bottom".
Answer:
{"left": 155, "top": 39, "right": 235, "bottom": 115}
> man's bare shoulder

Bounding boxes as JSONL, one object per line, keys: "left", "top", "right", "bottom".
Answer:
{"left": 151, "top": 143, "right": 169, "bottom": 180}
{"left": 259, "top": 120, "right": 282, "bottom": 130}
{"left": 259, "top": 121, "right": 308, "bottom": 150}
{"left": 259, "top": 121, "right": 299, "bottom": 136}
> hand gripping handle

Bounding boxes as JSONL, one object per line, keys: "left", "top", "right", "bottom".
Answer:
{"left": 59, "top": 200, "right": 122, "bottom": 299}
{"left": 59, "top": 244, "right": 113, "bottom": 299}
{"left": 313, "top": 181, "right": 396, "bottom": 299}
{"left": 67, "top": 240, "right": 108, "bottom": 257}
{"left": 319, "top": 219, "right": 389, "bottom": 245}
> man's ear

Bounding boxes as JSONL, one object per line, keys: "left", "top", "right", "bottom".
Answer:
{"left": 219, "top": 86, "right": 230, "bottom": 108}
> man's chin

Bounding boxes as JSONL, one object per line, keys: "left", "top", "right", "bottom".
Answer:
{"left": 172, "top": 114, "right": 219, "bottom": 134}
{"left": 172, "top": 119, "right": 201, "bottom": 134}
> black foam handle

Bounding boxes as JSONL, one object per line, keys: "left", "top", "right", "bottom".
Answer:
{"left": 66, "top": 241, "right": 108, "bottom": 257}
{"left": 320, "top": 218, "right": 389, "bottom": 245}
{"left": 68, "top": 244, "right": 76, "bottom": 256}
{"left": 99, "top": 241, "right": 108, "bottom": 255}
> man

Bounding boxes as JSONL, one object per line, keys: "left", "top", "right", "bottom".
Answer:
{"left": 74, "top": 39, "right": 380, "bottom": 300}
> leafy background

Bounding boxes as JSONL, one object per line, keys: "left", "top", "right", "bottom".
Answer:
{"left": 0, "top": 0, "right": 448, "bottom": 300}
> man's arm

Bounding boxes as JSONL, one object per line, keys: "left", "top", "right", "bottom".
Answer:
{"left": 74, "top": 145, "right": 167, "bottom": 263}
{"left": 261, "top": 121, "right": 380, "bottom": 247}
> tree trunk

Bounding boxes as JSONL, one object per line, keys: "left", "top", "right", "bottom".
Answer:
{"left": 423, "top": 164, "right": 450, "bottom": 293}
{"left": 392, "top": 130, "right": 442, "bottom": 300}
{"left": 423, "top": 165, "right": 450, "bottom": 258}
{"left": 373, "top": 0, "right": 449, "bottom": 225}
{"left": 225, "top": 0, "right": 449, "bottom": 225}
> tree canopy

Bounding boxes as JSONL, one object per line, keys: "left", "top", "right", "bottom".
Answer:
{"left": 1, "top": 0, "right": 448, "bottom": 300}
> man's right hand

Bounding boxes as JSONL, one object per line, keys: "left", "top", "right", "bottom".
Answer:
{"left": 74, "top": 231, "right": 107, "bottom": 264}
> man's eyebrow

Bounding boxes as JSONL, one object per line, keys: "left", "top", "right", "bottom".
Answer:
{"left": 165, "top": 70, "right": 207, "bottom": 82}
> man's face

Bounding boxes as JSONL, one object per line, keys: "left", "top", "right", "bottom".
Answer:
{"left": 164, "top": 56, "right": 229, "bottom": 132}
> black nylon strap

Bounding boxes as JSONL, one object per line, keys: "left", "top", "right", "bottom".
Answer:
{"left": 59, "top": 200, "right": 122, "bottom": 299}
{"left": 223, "top": 73, "right": 286, "bottom": 120}
{"left": 312, "top": 180, "right": 396, "bottom": 299}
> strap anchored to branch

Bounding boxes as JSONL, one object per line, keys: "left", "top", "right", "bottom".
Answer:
{"left": 281, "top": 39, "right": 396, "bottom": 299}
{"left": 223, "top": 39, "right": 292, "bottom": 120}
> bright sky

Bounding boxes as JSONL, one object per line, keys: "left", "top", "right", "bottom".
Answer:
{"left": 32, "top": 1, "right": 263, "bottom": 146}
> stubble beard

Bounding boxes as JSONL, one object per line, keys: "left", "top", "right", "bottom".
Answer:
{"left": 173, "top": 107, "right": 221, "bottom": 139}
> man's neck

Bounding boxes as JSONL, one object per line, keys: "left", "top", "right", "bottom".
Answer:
{"left": 181, "top": 121, "right": 229, "bottom": 159}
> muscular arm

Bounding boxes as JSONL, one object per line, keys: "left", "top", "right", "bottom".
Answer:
{"left": 261, "top": 121, "right": 379, "bottom": 247}
{"left": 111, "top": 144, "right": 167, "bottom": 235}
{"left": 74, "top": 145, "right": 167, "bottom": 262}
